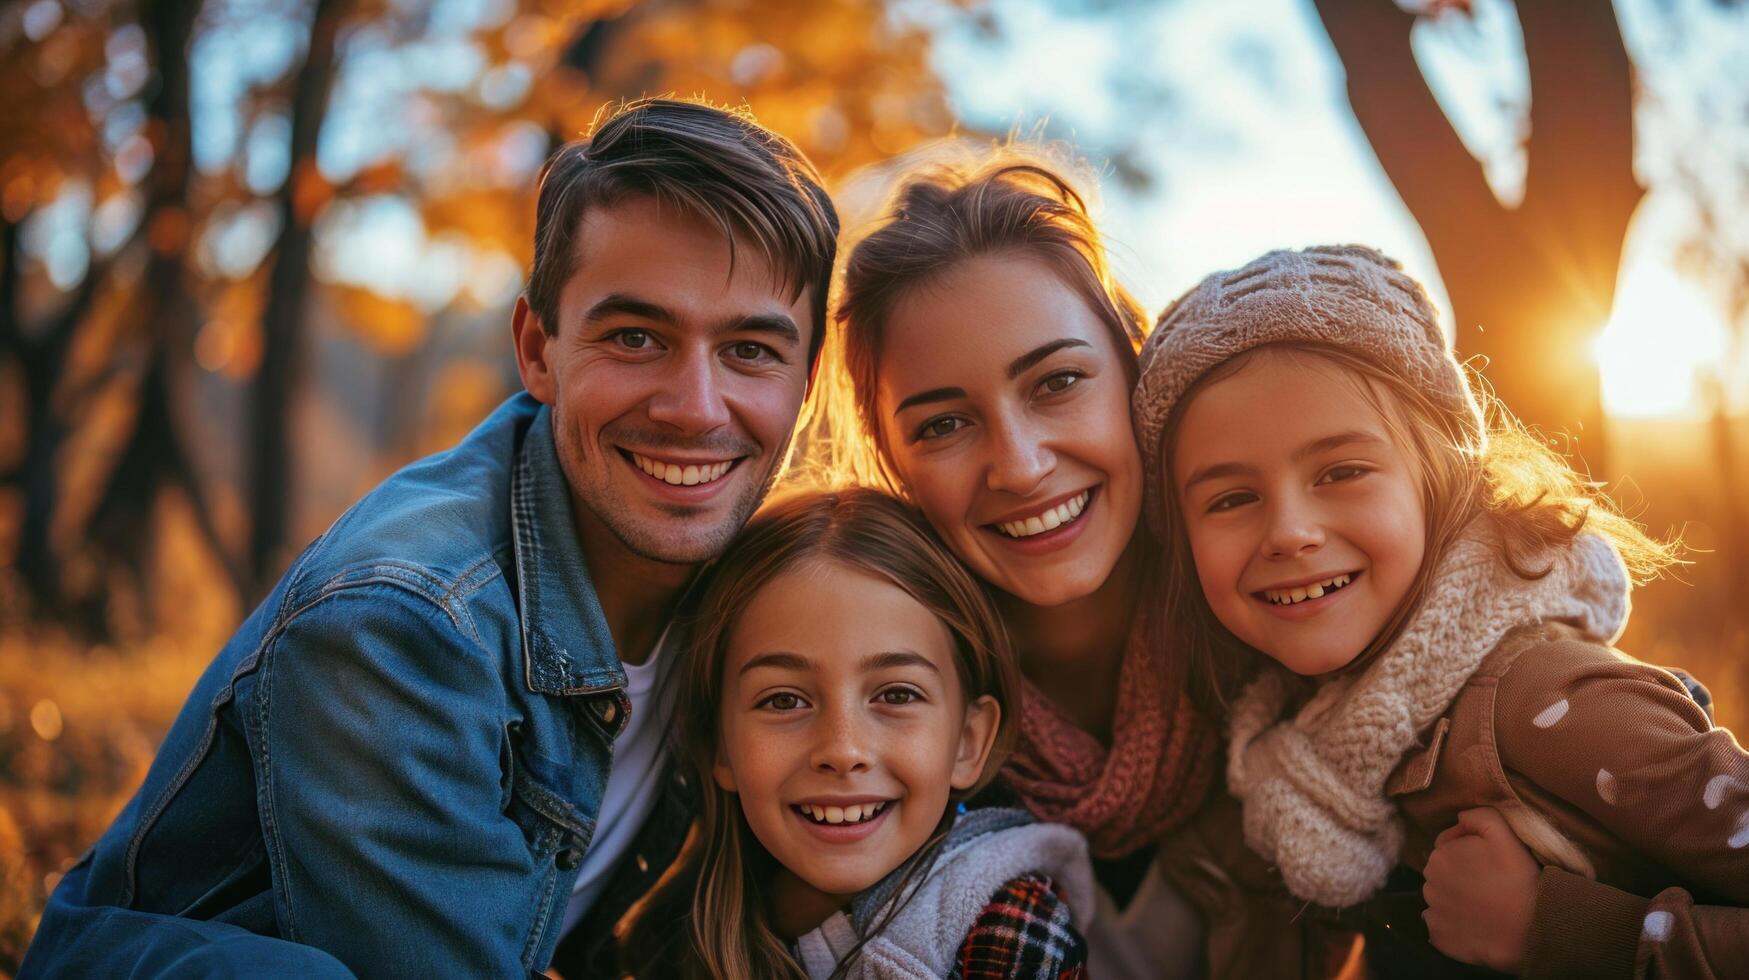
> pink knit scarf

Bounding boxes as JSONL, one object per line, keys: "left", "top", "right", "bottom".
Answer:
{"left": 1000, "top": 609, "right": 1216, "bottom": 859}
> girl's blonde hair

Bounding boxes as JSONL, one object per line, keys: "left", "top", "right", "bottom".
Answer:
{"left": 799, "top": 152, "right": 1147, "bottom": 491}
{"left": 620, "top": 488, "right": 1019, "bottom": 979}
{"left": 1155, "top": 343, "right": 1683, "bottom": 708}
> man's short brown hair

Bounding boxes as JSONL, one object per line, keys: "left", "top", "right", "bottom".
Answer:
{"left": 526, "top": 98, "right": 839, "bottom": 362}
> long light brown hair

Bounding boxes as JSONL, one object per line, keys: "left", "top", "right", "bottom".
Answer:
{"left": 620, "top": 488, "right": 1019, "bottom": 979}
{"left": 798, "top": 152, "right": 1148, "bottom": 491}
{"left": 1153, "top": 343, "right": 1683, "bottom": 708}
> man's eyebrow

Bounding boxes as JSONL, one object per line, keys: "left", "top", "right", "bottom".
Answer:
{"left": 738, "top": 651, "right": 810, "bottom": 676}
{"left": 721, "top": 313, "right": 801, "bottom": 348}
{"left": 1008, "top": 338, "right": 1091, "bottom": 379}
{"left": 583, "top": 293, "right": 678, "bottom": 326}
{"left": 895, "top": 386, "right": 968, "bottom": 414}
{"left": 1181, "top": 431, "right": 1389, "bottom": 492}
{"left": 862, "top": 650, "right": 940, "bottom": 674}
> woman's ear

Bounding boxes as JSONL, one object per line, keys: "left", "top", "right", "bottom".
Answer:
{"left": 949, "top": 695, "right": 1002, "bottom": 791}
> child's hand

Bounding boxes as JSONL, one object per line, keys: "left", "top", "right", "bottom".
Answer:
{"left": 1421, "top": 807, "right": 1539, "bottom": 973}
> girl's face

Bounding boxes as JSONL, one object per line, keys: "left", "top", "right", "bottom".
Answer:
{"left": 1170, "top": 349, "right": 1427, "bottom": 675}
{"left": 714, "top": 560, "right": 1000, "bottom": 905}
{"left": 874, "top": 254, "right": 1142, "bottom": 608}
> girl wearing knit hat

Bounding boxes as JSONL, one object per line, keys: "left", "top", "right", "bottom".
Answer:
{"left": 822, "top": 154, "right": 1216, "bottom": 978}
{"left": 1136, "top": 244, "right": 1749, "bottom": 977}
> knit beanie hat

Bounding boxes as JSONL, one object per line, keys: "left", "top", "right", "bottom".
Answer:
{"left": 1133, "top": 244, "right": 1484, "bottom": 531}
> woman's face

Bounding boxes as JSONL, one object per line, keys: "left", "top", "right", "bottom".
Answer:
{"left": 874, "top": 253, "right": 1142, "bottom": 608}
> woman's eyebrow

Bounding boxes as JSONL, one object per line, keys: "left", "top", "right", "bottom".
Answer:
{"left": 892, "top": 338, "right": 1092, "bottom": 415}
{"left": 895, "top": 386, "right": 966, "bottom": 414}
{"left": 1007, "top": 338, "right": 1090, "bottom": 379}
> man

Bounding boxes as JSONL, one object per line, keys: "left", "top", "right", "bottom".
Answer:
{"left": 21, "top": 98, "right": 838, "bottom": 978}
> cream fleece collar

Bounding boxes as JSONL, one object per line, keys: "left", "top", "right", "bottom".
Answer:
{"left": 1224, "top": 524, "right": 1630, "bottom": 908}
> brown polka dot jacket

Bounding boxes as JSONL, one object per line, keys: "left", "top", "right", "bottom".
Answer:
{"left": 1158, "top": 622, "right": 1749, "bottom": 978}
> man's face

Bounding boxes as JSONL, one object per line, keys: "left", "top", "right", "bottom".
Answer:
{"left": 513, "top": 196, "right": 815, "bottom": 566}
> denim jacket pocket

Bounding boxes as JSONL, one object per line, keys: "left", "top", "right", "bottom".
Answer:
{"left": 503, "top": 734, "right": 596, "bottom": 970}
{"left": 127, "top": 701, "right": 267, "bottom": 917}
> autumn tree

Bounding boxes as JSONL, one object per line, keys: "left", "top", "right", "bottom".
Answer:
{"left": 0, "top": 0, "right": 956, "bottom": 631}
{"left": 1311, "top": 0, "right": 1640, "bottom": 469}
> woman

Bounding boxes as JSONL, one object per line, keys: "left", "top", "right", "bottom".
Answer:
{"left": 810, "top": 154, "right": 1217, "bottom": 978}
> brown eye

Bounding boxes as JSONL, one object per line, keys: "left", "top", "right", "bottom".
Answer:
{"left": 732, "top": 341, "right": 769, "bottom": 361}
{"left": 878, "top": 687, "right": 920, "bottom": 706}
{"left": 1040, "top": 371, "right": 1081, "bottom": 394}
{"left": 917, "top": 417, "right": 964, "bottom": 441}
{"left": 1317, "top": 465, "right": 1366, "bottom": 485}
{"left": 1208, "top": 491, "right": 1257, "bottom": 513}
{"left": 760, "top": 692, "right": 803, "bottom": 711}
{"left": 617, "top": 330, "right": 649, "bottom": 349}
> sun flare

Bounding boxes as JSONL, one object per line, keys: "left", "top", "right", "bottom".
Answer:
{"left": 1593, "top": 262, "right": 1729, "bottom": 419}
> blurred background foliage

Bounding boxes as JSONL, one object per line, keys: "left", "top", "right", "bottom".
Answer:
{"left": 1, "top": 0, "right": 1746, "bottom": 969}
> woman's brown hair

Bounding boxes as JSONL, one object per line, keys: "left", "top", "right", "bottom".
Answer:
{"left": 799, "top": 151, "right": 1148, "bottom": 491}
{"left": 1153, "top": 343, "right": 1683, "bottom": 709}
{"left": 620, "top": 487, "right": 1019, "bottom": 979}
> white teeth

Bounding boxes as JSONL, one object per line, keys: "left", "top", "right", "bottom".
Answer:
{"left": 797, "top": 801, "right": 888, "bottom": 825}
{"left": 996, "top": 491, "right": 1090, "bottom": 538}
{"left": 632, "top": 453, "right": 734, "bottom": 486}
{"left": 1263, "top": 574, "right": 1353, "bottom": 606}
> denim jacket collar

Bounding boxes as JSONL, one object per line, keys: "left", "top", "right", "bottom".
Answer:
{"left": 512, "top": 404, "right": 627, "bottom": 696}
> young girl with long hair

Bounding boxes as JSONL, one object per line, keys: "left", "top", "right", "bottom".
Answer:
{"left": 1136, "top": 245, "right": 1749, "bottom": 976}
{"left": 622, "top": 488, "right": 1096, "bottom": 979}
{"left": 813, "top": 154, "right": 1215, "bottom": 977}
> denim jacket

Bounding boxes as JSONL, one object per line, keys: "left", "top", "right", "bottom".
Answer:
{"left": 21, "top": 394, "right": 678, "bottom": 979}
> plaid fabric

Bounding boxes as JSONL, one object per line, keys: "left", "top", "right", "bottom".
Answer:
{"left": 947, "top": 872, "right": 1088, "bottom": 980}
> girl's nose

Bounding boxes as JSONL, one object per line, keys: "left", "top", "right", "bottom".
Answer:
{"left": 1261, "top": 497, "right": 1326, "bottom": 559}
{"left": 809, "top": 710, "right": 874, "bottom": 775}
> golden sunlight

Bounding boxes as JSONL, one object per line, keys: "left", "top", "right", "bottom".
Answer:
{"left": 1593, "top": 261, "right": 1728, "bottom": 418}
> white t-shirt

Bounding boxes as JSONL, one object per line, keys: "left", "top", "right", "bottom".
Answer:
{"left": 558, "top": 631, "right": 672, "bottom": 937}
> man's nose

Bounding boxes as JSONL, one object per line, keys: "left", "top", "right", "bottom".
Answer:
{"left": 647, "top": 349, "right": 733, "bottom": 433}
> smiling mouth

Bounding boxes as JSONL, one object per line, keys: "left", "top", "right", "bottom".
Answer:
{"left": 991, "top": 489, "right": 1092, "bottom": 539}
{"left": 792, "top": 801, "right": 890, "bottom": 825}
{"left": 1257, "top": 572, "right": 1358, "bottom": 606}
{"left": 622, "top": 450, "right": 739, "bottom": 487}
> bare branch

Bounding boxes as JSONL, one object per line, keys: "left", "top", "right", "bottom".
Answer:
{"left": 1517, "top": 0, "right": 1643, "bottom": 315}
{"left": 1309, "top": 0, "right": 1508, "bottom": 273}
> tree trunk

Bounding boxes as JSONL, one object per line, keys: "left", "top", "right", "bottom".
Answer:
{"left": 1310, "top": 0, "right": 1641, "bottom": 472}
{"left": 83, "top": 0, "right": 232, "bottom": 626}
{"left": 246, "top": 0, "right": 346, "bottom": 597}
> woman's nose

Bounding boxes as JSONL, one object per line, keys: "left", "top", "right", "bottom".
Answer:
{"left": 983, "top": 415, "right": 1055, "bottom": 497}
